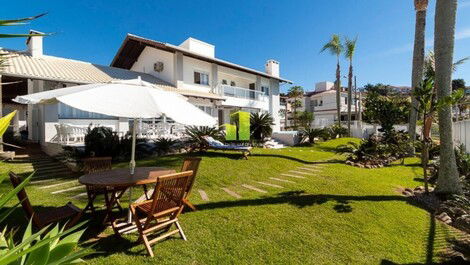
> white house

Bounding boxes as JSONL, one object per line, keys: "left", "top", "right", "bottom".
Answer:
{"left": 110, "top": 34, "right": 292, "bottom": 131}
{"left": 0, "top": 32, "right": 291, "bottom": 151}
{"left": 305, "top": 81, "right": 359, "bottom": 128}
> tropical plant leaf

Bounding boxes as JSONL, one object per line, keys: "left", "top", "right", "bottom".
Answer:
{"left": 0, "top": 13, "right": 47, "bottom": 26}
{"left": 0, "top": 110, "right": 17, "bottom": 138}
{"left": 0, "top": 172, "right": 31, "bottom": 209}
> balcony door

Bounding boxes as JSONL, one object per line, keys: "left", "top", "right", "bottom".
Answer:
{"left": 249, "top": 83, "right": 255, "bottom": 100}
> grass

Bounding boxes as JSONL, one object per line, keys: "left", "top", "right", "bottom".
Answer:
{"left": 0, "top": 138, "right": 464, "bottom": 264}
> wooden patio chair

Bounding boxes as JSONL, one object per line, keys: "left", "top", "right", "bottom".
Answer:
{"left": 180, "top": 157, "right": 201, "bottom": 211}
{"left": 136, "top": 157, "right": 202, "bottom": 210}
{"left": 82, "top": 157, "right": 123, "bottom": 216}
{"left": 9, "top": 171, "right": 82, "bottom": 229}
{"left": 129, "top": 171, "right": 192, "bottom": 257}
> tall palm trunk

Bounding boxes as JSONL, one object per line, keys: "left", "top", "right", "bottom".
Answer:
{"left": 336, "top": 57, "right": 341, "bottom": 126}
{"left": 409, "top": 0, "right": 428, "bottom": 154}
{"left": 434, "top": 0, "right": 462, "bottom": 195}
{"left": 347, "top": 61, "right": 353, "bottom": 136}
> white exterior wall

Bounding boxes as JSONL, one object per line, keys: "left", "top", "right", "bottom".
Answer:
{"left": 179, "top": 38, "right": 215, "bottom": 58}
{"left": 130, "top": 47, "right": 174, "bottom": 84}
{"left": 182, "top": 56, "right": 213, "bottom": 93}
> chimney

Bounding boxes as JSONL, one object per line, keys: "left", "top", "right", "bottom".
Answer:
{"left": 26, "top": 30, "right": 44, "bottom": 57}
{"left": 265, "top": 59, "right": 279, "bottom": 78}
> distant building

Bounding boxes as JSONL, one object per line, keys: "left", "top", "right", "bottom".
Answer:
{"left": 304, "top": 81, "right": 360, "bottom": 128}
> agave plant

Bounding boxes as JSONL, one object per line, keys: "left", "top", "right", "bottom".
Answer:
{"left": 250, "top": 112, "right": 274, "bottom": 141}
{"left": 154, "top": 137, "right": 179, "bottom": 155}
{"left": 0, "top": 173, "right": 88, "bottom": 264}
{"left": 185, "top": 126, "right": 223, "bottom": 150}
{"left": 299, "top": 128, "right": 323, "bottom": 144}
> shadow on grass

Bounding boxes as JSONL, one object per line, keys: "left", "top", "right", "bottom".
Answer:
{"left": 251, "top": 154, "right": 344, "bottom": 165}
{"left": 195, "top": 190, "right": 411, "bottom": 213}
{"left": 380, "top": 211, "right": 469, "bottom": 265}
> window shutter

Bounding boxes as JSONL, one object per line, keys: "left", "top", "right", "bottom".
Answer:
{"left": 194, "top": 72, "right": 201, "bottom": 84}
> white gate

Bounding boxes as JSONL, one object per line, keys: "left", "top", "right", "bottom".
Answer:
{"left": 453, "top": 120, "right": 470, "bottom": 153}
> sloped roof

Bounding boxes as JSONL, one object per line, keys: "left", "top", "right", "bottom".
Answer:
{"left": 111, "top": 34, "right": 293, "bottom": 84}
{"left": 0, "top": 50, "right": 224, "bottom": 100}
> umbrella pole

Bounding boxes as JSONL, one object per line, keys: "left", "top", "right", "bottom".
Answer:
{"left": 128, "top": 119, "right": 137, "bottom": 223}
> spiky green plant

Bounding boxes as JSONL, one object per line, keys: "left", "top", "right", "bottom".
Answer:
{"left": 299, "top": 128, "right": 323, "bottom": 144}
{"left": 185, "top": 126, "right": 224, "bottom": 150}
{"left": 0, "top": 173, "right": 89, "bottom": 264}
{"left": 250, "top": 112, "right": 274, "bottom": 141}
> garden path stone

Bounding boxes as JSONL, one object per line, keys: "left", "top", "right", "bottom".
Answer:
{"left": 281, "top": 173, "right": 306, "bottom": 179}
{"left": 39, "top": 180, "right": 78, "bottom": 189}
{"left": 255, "top": 181, "right": 283, "bottom": 188}
{"left": 51, "top": 185, "right": 84, "bottom": 194}
{"left": 221, "top": 188, "right": 242, "bottom": 199}
{"left": 242, "top": 184, "right": 267, "bottom": 193}
{"left": 198, "top": 189, "right": 209, "bottom": 201}
{"left": 269, "top": 177, "right": 295, "bottom": 183}
{"left": 289, "top": 170, "right": 314, "bottom": 175}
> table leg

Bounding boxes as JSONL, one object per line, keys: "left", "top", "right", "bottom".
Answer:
{"left": 127, "top": 186, "right": 133, "bottom": 223}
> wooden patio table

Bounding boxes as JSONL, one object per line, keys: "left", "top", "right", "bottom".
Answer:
{"left": 79, "top": 167, "right": 176, "bottom": 224}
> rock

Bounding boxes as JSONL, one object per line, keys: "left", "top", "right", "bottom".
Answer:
{"left": 365, "top": 165, "right": 372, "bottom": 169}
{"left": 437, "top": 212, "right": 452, "bottom": 224}
{"left": 414, "top": 186, "right": 424, "bottom": 192}
{"left": 454, "top": 208, "right": 467, "bottom": 218}
{"left": 454, "top": 215, "right": 470, "bottom": 233}
{"left": 402, "top": 190, "right": 413, "bottom": 197}
{"left": 405, "top": 188, "right": 414, "bottom": 194}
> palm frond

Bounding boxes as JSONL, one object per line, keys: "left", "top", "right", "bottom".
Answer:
{"left": 320, "top": 34, "right": 343, "bottom": 56}
{"left": 0, "top": 13, "right": 47, "bottom": 26}
{"left": 452, "top": 57, "right": 469, "bottom": 72}
{"left": 344, "top": 37, "right": 358, "bottom": 60}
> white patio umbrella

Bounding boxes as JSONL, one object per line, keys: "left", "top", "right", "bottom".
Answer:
{"left": 14, "top": 77, "right": 216, "bottom": 174}
{"left": 14, "top": 77, "right": 216, "bottom": 222}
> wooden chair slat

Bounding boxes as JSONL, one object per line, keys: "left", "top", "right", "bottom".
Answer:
{"left": 8, "top": 171, "right": 82, "bottom": 229}
{"left": 125, "top": 171, "right": 193, "bottom": 257}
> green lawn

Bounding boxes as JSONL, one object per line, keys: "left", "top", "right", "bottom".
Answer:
{"left": 0, "top": 138, "right": 463, "bottom": 264}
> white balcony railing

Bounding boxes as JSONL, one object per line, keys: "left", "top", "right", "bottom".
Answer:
{"left": 218, "top": 85, "right": 268, "bottom": 101}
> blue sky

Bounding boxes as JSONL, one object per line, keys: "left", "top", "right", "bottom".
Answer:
{"left": 1, "top": 0, "right": 470, "bottom": 93}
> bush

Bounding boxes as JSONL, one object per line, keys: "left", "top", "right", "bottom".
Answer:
{"left": 155, "top": 137, "right": 179, "bottom": 155}
{"left": 299, "top": 128, "right": 323, "bottom": 144}
{"left": 455, "top": 144, "right": 470, "bottom": 179}
{"left": 336, "top": 132, "right": 411, "bottom": 166}
{"left": 330, "top": 124, "right": 348, "bottom": 138}
{"left": 250, "top": 112, "right": 274, "bottom": 141}
{"left": 185, "top": 126, "right": 224, "bottom": 150}
{"left": 84, "top": 126, "right": 121, "bottom": 158}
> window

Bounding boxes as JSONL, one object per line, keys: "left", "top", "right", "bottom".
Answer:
{"left": 261, "top": 86, "right": 270, "bottom": 96}
{"left": 230, "top": 81, "right": 236, "bottom": 87}
{"left": 319, "top": 100, "right": 323, "bottom": 106}
{"left": 58, "top": 103, "right": 116, "bottom": 119}
{"left": 194, "top": 71, "right": 209, "bottom": 85}
{"left": 221, "top": 79, "right": 228, "bottom": 85}
{"left": 197, "top": 106, "right": 213, "bottom": 116}
{"left": 344, "top": 97, "right": 348, "bottom": 104}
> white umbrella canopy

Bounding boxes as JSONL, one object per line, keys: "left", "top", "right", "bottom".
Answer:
{"left": 14, "top": 78, "right": 216, "bottom": 126}
{"left": 14, "top": 78, "right": 217, "bottom": 173}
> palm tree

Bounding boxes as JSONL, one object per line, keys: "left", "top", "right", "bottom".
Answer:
{"left": 434, "top": 0, "right": 462, "bottom": 195}
{"left": 409, "top": 0, "right": 429, "bottom": 154}
{"left": 250, "top": 112, "right": 274, "bottom": 141}
{"left": 287, "top": 86, "right": 304, "bottom": 129}
{"left": 0, "top": 14, "right": 47, "bottom": 152}
{"left": 321, "top": 34, "right": 344, "bottom": 126}
{"left": 344, "top": 37, "right": 357, "bottom": 136}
